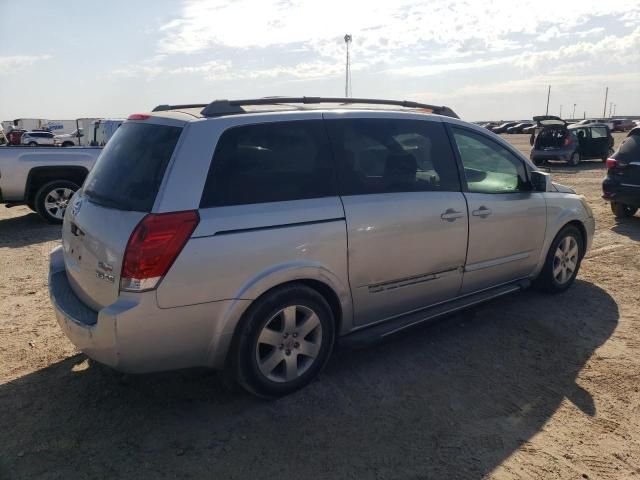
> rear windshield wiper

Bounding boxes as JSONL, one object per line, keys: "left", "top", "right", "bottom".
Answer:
{"left": 84, "top": 190, "right": 133, "bottom": 211}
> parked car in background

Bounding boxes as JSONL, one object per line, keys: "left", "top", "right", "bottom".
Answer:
{"left": 7, "top": 128, "right": 27, "bottom": 145}
{"left": 21, "top": 130, "right": 56, "bottom": 146}
{"left": 530, "top": 115, "right": 613, "bottom": 166}
{"left": 0, "top": 126, "right": 6, "bottom": 145}
{"left": 491, "top": 121, "right": 519, "bottom": 134}
{"left": 506, "top": 122, "right": 534, "bottom": 134}
{"left": 577, "top": 118, "right": 614, "bottom": 130}
{"left": 54, "top": 128, "right": 84, "bottom": 147}
{"left": 49, "top": 97, "right": 594, "bottom": 398}
{"left": 0, "top": 145, "right": 103, "bottom": 222}
{"left": 523, "top": 124, "right": 537, "bottom": 134}
{"left": 610, "top": 119, "right": 634, "bottom": 132}
{"left": 481, "top": 122, "right": 498, "bottom": 130}
{"left": 602, "top": 127, "right": 640, "bottom": 218}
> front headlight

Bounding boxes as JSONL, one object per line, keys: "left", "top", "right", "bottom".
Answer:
{"left": 578, "top": 195, "right": 594, "bottom": 218}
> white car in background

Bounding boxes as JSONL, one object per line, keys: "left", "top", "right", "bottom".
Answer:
{"left": 21, "top": 131, "right": 56, "bottom": 146}
{"left": 54, "top": 128, "right": 84, "bottom": 147}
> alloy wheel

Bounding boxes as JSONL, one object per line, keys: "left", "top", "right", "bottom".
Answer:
{"left": 44, "top": 188, "right": 74, "bottom": 220}
{"left": 553, "top": 235, "right": 579, "bottom": 285}
{"left": 255, "top": 304, "right": 323, "bottom": 383}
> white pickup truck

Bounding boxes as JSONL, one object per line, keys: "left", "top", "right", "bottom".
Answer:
{"left": 0, "top": 146, "right": 103, "bottom": 223}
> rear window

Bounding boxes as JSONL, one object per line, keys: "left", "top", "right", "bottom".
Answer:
{"left": 83, "top": 122, "right": 182, "bottom": 211}
{"left": 612, "top": 134, "right": 640, "bottom": 164}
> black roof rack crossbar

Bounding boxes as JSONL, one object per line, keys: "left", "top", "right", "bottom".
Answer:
{"left": 152, "top": 103, "right": 209, "bottom": 112}
{"left": 199, "top": 97, "right": 459, "bottom": 118}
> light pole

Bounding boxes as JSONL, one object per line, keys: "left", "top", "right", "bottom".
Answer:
{"left": 344, "top": 34, "right": 352, "bottom": 98}
{"left": 559, "top": 105, "right": 563, "bottom": 118}
{"left": 545, "top": 85, "right": 551, "bottom": 115}
{"left": 602, "top": 87, "right": 608, "bottom": 118}
{"left": 613, "top": 104, "right": 617, "bottom": 118}
{"left": 572, "top": 103, "right": 576, "bottom": 119}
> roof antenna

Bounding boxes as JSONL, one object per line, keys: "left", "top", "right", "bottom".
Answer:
{"left": 344, "top": 34, "right": 352, "bottom": 98}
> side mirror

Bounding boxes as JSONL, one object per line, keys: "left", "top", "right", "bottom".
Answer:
{"left": 531, "top": 170, "right": 551, "bottom": 192}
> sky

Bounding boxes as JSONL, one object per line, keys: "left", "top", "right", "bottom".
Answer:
{"left": 1, "top": 0, "right": 639, "bottom": 122}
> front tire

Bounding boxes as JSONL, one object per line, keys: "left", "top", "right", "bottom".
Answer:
{"left": 34, "top": 180, "right": 79, "bottom": 224}
{"left": 28, "top": 141, "right": 37, "bottom": 146}
{"left": 232, "top": 284, "right": 335, "bottom": 398}
{"left": 534, "top": 225, "right": 584, "bottom": 293}
{"left": 611, "top": 202, "right": 638, "bottom": 218}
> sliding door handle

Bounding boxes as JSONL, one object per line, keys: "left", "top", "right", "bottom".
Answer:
{"left": 440, "top": 209, "right": 465, "bottom": 222}
{"left": 472, "top": 206, "right": 492, "bottom": 218}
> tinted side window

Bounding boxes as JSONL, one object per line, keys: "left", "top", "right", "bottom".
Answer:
{"left": 591, "top": 127, "right": 608, "bottom": 139}
{"left": 200, "top": 121, "right": 336, "bottom": 208}
{"left": 452, "top": 128, "right": 529, "bottom": 194}
{"left": 326, "top": 119, "right": 460, "bottom": 195}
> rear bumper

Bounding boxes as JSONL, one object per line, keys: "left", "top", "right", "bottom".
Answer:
{"left": 530, "top": 150, "right": 572, "bottom": 162}
{"left": 49, "top": 246, "right": 249, "bottom": 373}
{"left": 602, "top": 177, "right": 640, "bottom": 207}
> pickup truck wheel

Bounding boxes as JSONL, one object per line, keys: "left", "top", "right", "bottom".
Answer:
{"left": 232, "top": 284, "right": 335, "bottom": 398}
{"left": 534, "top": 225, "right": 584, "bottom": 293}
{"left": 611, "top": 202, "right": 638, "bottom": 218}
{"left": 34, "top": 180, "right": 79, "bottom": 224}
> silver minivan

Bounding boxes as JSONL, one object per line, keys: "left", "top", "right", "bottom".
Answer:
{"left": 49, "top": 97, "right": 595, "bottom": 397}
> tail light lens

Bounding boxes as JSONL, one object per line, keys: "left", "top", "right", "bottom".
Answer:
{"left": 120, "top": 210, "right": 199, "bottom": 292}
{"left": 606, "top": 158, "right": 618, "bottom": 169}
{"left": 563, "top": 136, "right": 573, "bottom": 146}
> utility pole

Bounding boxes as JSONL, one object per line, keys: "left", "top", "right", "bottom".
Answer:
{"left": 602, "top": 87, "right": 608, "bottom": 118}
{"left": 545, "top": 85, "right": 551, "bottom": 115}
{"left": 608, "top": 102, "right": 613, "bottom": 118}
{"left": 613, "top": 104, "right": 617, "bottom": 117}
{"left": 572, "top": 103, "right": 576, "bottom": 119}
{"left": 344, "top": 34, "right": 352, "bottom": 98}
{"left": 559, "top": 105, "right": 563, "bottom": 118}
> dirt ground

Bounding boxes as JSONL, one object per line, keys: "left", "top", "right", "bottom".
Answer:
{"left": 1, "top": 132, "right": 639, "bottom": 479}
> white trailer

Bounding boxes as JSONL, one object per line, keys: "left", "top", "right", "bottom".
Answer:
{"left": 43, "top": 119, "right": 77, "bottom": 135}
{"left": 12, "top": 118, "right": 48, "bottom": 130}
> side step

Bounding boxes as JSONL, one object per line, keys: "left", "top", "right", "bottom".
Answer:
{"left": 341, "top": 279, "right": 531, "bottom": 348}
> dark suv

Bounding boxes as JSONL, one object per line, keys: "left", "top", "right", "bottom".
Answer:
{"left": 603, "top": 127, "right": 640, "bottom": 218}
{"left": 530, "top": 116, "right": 613, "bottom": 166}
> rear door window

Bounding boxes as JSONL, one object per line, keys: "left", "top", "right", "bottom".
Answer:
{"left": 83, "top": 122, "right": 182, "bottom": 212}
{"left": 591, "top": 127, "right": 608, "bottom": 139}
{"left": 200, "top": 120, "right": 336, "bottom": 207}
{"left": 325, "top": 118, "right": 460, "bottom": 195}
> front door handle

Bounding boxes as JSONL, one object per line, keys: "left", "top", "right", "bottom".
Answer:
{"left": 472, "top": 206, "right": 492, "bottom": 218}
{"left": 440, "top": 209, "right": 465, "bottom": 222}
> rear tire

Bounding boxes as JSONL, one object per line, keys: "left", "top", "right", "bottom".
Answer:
{"left": 611, "top": 202, "right": 638, "bottom": 218}
{"left": 231, "top": 284, "right": 335, "bottom": 398}
{"left": 34, "top": 180, "right": 79, "bottom": 224}
{"left": 567, "top": 152, "right": 580, "bottom": 166}
{"left": 534, "top": 225, "right": 584, "bottom": 293}
{"left": 28, "top": 141, "right": 37, "bottom": 146}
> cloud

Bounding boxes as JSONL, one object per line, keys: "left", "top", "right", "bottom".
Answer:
{"left": 114, "top": 0, "right": 640, "bottom": 87}
{"left": 0, "top": 55, "right": 52, "bottom": 74}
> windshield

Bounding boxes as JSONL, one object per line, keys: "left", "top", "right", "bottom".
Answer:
{"left": 83, "top": 122, "right": 182, "bottom": 212}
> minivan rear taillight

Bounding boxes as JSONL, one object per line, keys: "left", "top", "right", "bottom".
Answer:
{"left": 120, "top": 210, "right": 199, "bottom": 292}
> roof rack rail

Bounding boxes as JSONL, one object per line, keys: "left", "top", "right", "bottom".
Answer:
{"left": 199, "top": 97, "right": 459, "bottom": 119}
{"left": 152, "top": 104, "right": 208, "bottom": 112}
